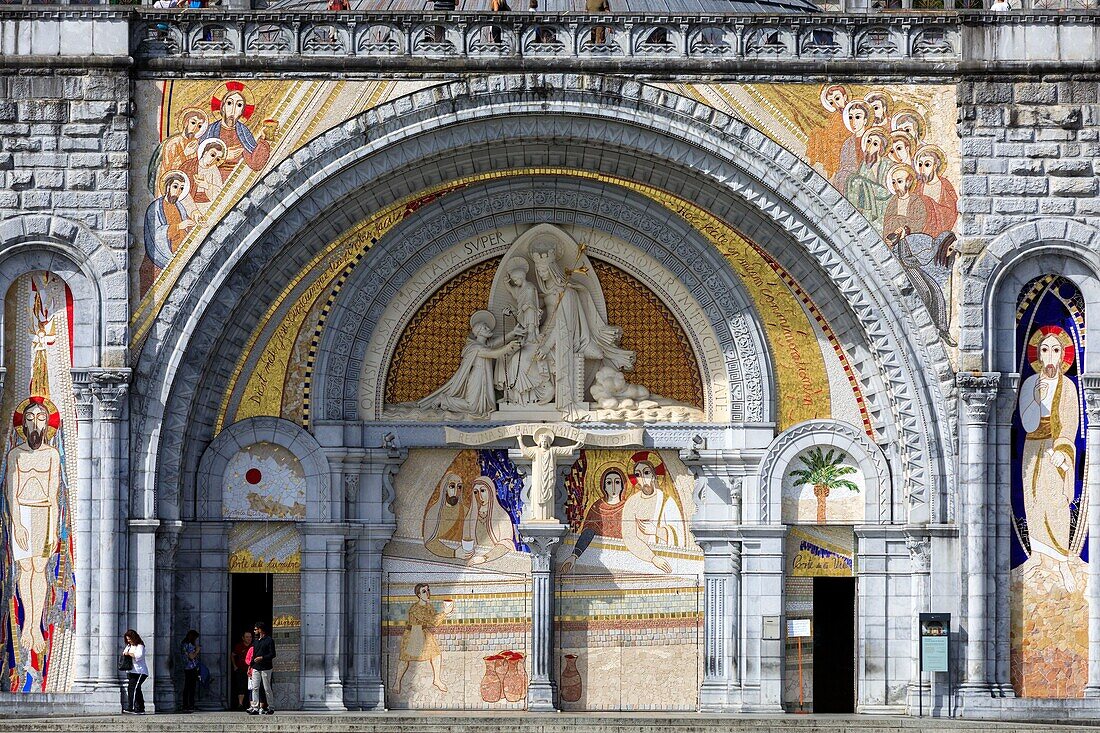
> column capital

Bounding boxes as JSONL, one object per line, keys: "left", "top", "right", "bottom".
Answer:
{"left": 85, "top": 368, "right": 131, "bottom": 421}
{"left": 1081, "top": 375, "right": 1100, "bottom": 422}
{"left": 957, "top": 371, "right": 1000, "bottom": 422}
{"left": 519, "top": 522, "right": 566, "bottom": 572}
{"left": 73, "top": 384, "right": 95, "bottom": 420}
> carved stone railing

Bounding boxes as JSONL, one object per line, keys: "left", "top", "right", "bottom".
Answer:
{"left": 1, "top": 8, "right": 1097, "bottom": 72}
{"left": 126, "top": 9, "right": 965, "bottom": 67}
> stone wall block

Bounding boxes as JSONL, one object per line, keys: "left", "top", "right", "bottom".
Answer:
{"left": 10, "top": 170, "right": 34, "bottom": 190}
{"left": 97, "top": 169, "right": 128, "bottom": 191}
{"left": 21, "top": 191, "right": 51, "bottom": 210}
{"left": 35, "top": 170, "right": 64, "bottom": 189}
{"left": 69, "top": 152, "right": 108, "bottom": 169}
{"left": 60, "top": 137, "right": 101, "bottom": 152}
{"left": 0, "top": 153, "right": 12, "bottom": 171}
{"left": 69, "top": 100, "right": 117, "bottom": 123}
{"left": 0, "top": 101, "right": 15, "bottom": 123}
{"left": 1051, "top": 177, "right": 1099, "bottom": 197}
{"left": 67, "top": 169, "right": 95, "bottom": 190}
{"left": 1027, "top": 142, "right": 1060, "bottom": 158}
{"left": 66, "top": 123, "right": 107, "bottom": 138}
{"left": 5, "top": 137, "right": 41, "bottom": 153}
{"left": 18, "top": 100, "right": 67, "bottom": 124}
{"left": 1057, "top": 81, "right": 1099, "bottom": 105}
{"left": 1047, "top": 159, "right": 1094, "bottom": 177}
{"left": 1008, "top": 158, "right": 1043, "bottom": 176}
{"left": 1015, "top": 82, "right": 1058, "bottom": 105}
{"left": 1040, "top": 198, "right": 1077, "bottom": 215}
{"left": 972, "top": 82, "right": 1013, "bottom": 105}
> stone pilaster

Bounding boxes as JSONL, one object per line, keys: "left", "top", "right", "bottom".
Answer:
{"left": 337, "top": 445, "right": 404, "bottom": 709}
{"left": 693, "top": 526, "right": 742, "bottom": 712}
{"left": 128, "top": 519, "right": 159, "bottom": 710}
{"left": 152, "top": 521, "right": 182, "bottom": 712}
{"left": 70, "top": 377, "right": 97, "bottom": 692}
{"left": 90, "top": 370, "right": 129, "bottom": 689}
{"left": 905, "top": 529, "right": 932, "bottom": 712}
{"left": 992, "top": 374, "right": 1019, "bottom": 698}
{"left": 519, "top": 522, "right": 566, "bottom": 712}
{"left": 736, "top": 525, "right": 786, "bottom": 713}
{"left": 1083, "top": 377, "right": 1100, "bottom": 697}
{"left": 956, "top": 371, "right": 999, "bottom": 697}
{"left": 301, "top": 523, "right": 348, "bottom": 710}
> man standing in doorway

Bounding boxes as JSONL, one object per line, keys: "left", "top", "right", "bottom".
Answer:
{"left": 249, "top": 621, "right": 276, "bottom": 715}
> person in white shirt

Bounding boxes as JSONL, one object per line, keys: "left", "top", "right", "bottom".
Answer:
{"left": 122, "top": 630, "right": 149, "bottom": 714}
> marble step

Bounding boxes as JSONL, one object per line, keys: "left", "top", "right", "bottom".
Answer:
{"left": 0, "top": 714, "right": 1097, "bottom": 733}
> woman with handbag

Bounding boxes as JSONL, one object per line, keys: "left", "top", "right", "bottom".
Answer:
{"left": 120, "top": 630, "right": 148, "bottom": 714}
{"left": 180, "top": 629, "right": 201, "bottom": 712}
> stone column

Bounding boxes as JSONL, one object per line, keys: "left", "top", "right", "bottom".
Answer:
{"left": 905, "top": 530, "right": 931, "bottom": 712}
{"left": 956, "top": 371, "right": 999, "bottom": 696}
{"left": 1083, "top": 377, "right": 1100, "bottom": 697}
{"left": 70, "top": 377, "right": 98, "bottom": 691}
{"left": 153, "top": 521, "right": 182, "bottom": 712}
{"left": 519, "top": 523, "right": 566, "bottom": 712}
{"left": 300, "top": 523, "right": 348, "bottom": 710}
{"left": 91, "top": 373, "right": 129, "bottom": 687}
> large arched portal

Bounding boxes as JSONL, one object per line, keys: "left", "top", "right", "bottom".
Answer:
{"left": 132, "top": 75, "right": 952, "bottom": 714}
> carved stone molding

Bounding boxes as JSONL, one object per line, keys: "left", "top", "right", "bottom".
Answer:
{"left": 905, "top": 533, "right": 931, "bottom": 574}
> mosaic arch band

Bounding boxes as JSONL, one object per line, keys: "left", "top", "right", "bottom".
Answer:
{"left": 1, "top": 272, "right": 78, "bottom": 693}
{"left": 1011, "top": 276, "right": 1089, "bottom": 699}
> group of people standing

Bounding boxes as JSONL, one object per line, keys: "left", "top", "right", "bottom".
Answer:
{"left": 118, "top": 622, "right": 276, "bottom": 715}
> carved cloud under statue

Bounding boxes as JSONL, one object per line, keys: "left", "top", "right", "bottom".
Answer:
{"left": 387, "top": 224, "right": 704, "bottom": 423}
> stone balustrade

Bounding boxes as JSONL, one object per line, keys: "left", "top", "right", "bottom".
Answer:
{"left": 0, "top": 7, "right": 1097, "bottom": 71}
{"left": 127, "top": 9, "right": 963, "bottom": 63}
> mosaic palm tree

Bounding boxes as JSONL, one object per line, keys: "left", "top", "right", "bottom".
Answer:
{"left": 789, "top": 448, "right": 859, "bottom": 524}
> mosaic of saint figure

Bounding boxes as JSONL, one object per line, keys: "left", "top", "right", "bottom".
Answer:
{"left": 1010, "top": 275, "right": 1089, "bottom": 699}
{"left": 1017, "top": 326, "right": 1080, "bottom": 591}
{"left": 141, "top": 80, "right": 279, "bottom": 295}
{"left": 1, "top": 271, "right": 77, "bottom": 693}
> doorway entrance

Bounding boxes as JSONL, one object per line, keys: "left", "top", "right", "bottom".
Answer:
{"left": 229, "top": 573, "right": 273, "bottom": 708}
{"left": 811, "top": 576, "right": 855, "bottom": 713}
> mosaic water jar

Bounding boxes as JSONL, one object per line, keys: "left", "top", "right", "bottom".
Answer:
{"left": 560, "top": 654, "right": 582, "bottom": 702}
{"left": 480, "top": 654, "right": 504, "bottom": 703}
{"left": 501, "top": 651, "right": 527, "bottom": 702}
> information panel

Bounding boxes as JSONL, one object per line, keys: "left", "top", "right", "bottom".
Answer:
{"left": 919, "top": 612, "right": 950, "bottom": 673}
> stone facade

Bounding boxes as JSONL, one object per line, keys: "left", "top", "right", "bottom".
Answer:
{"left": 0, "top": 6, "right": 1098, "bottom": 721}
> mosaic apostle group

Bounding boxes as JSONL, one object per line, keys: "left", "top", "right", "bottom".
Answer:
{"left": 807, "top": 84, "right": 959, "bottom": 343}
{"left": 141, "top": 81, "right": 274, "bottom": 293}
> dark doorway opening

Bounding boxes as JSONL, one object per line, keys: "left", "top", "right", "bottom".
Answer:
{"left": 228, "top": 573, "right": 273, "bottom": 709}
{"left": 811, "top": 576, "right": 855, "bottom": 713}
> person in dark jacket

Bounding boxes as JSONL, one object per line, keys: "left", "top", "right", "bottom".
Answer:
{"left": 248, "top": 621, "right": 277, "bottom": 715}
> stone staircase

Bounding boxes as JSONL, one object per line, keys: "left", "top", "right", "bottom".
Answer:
{"left": 1, "top": 714, "right": 1099, "bottom": 733}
